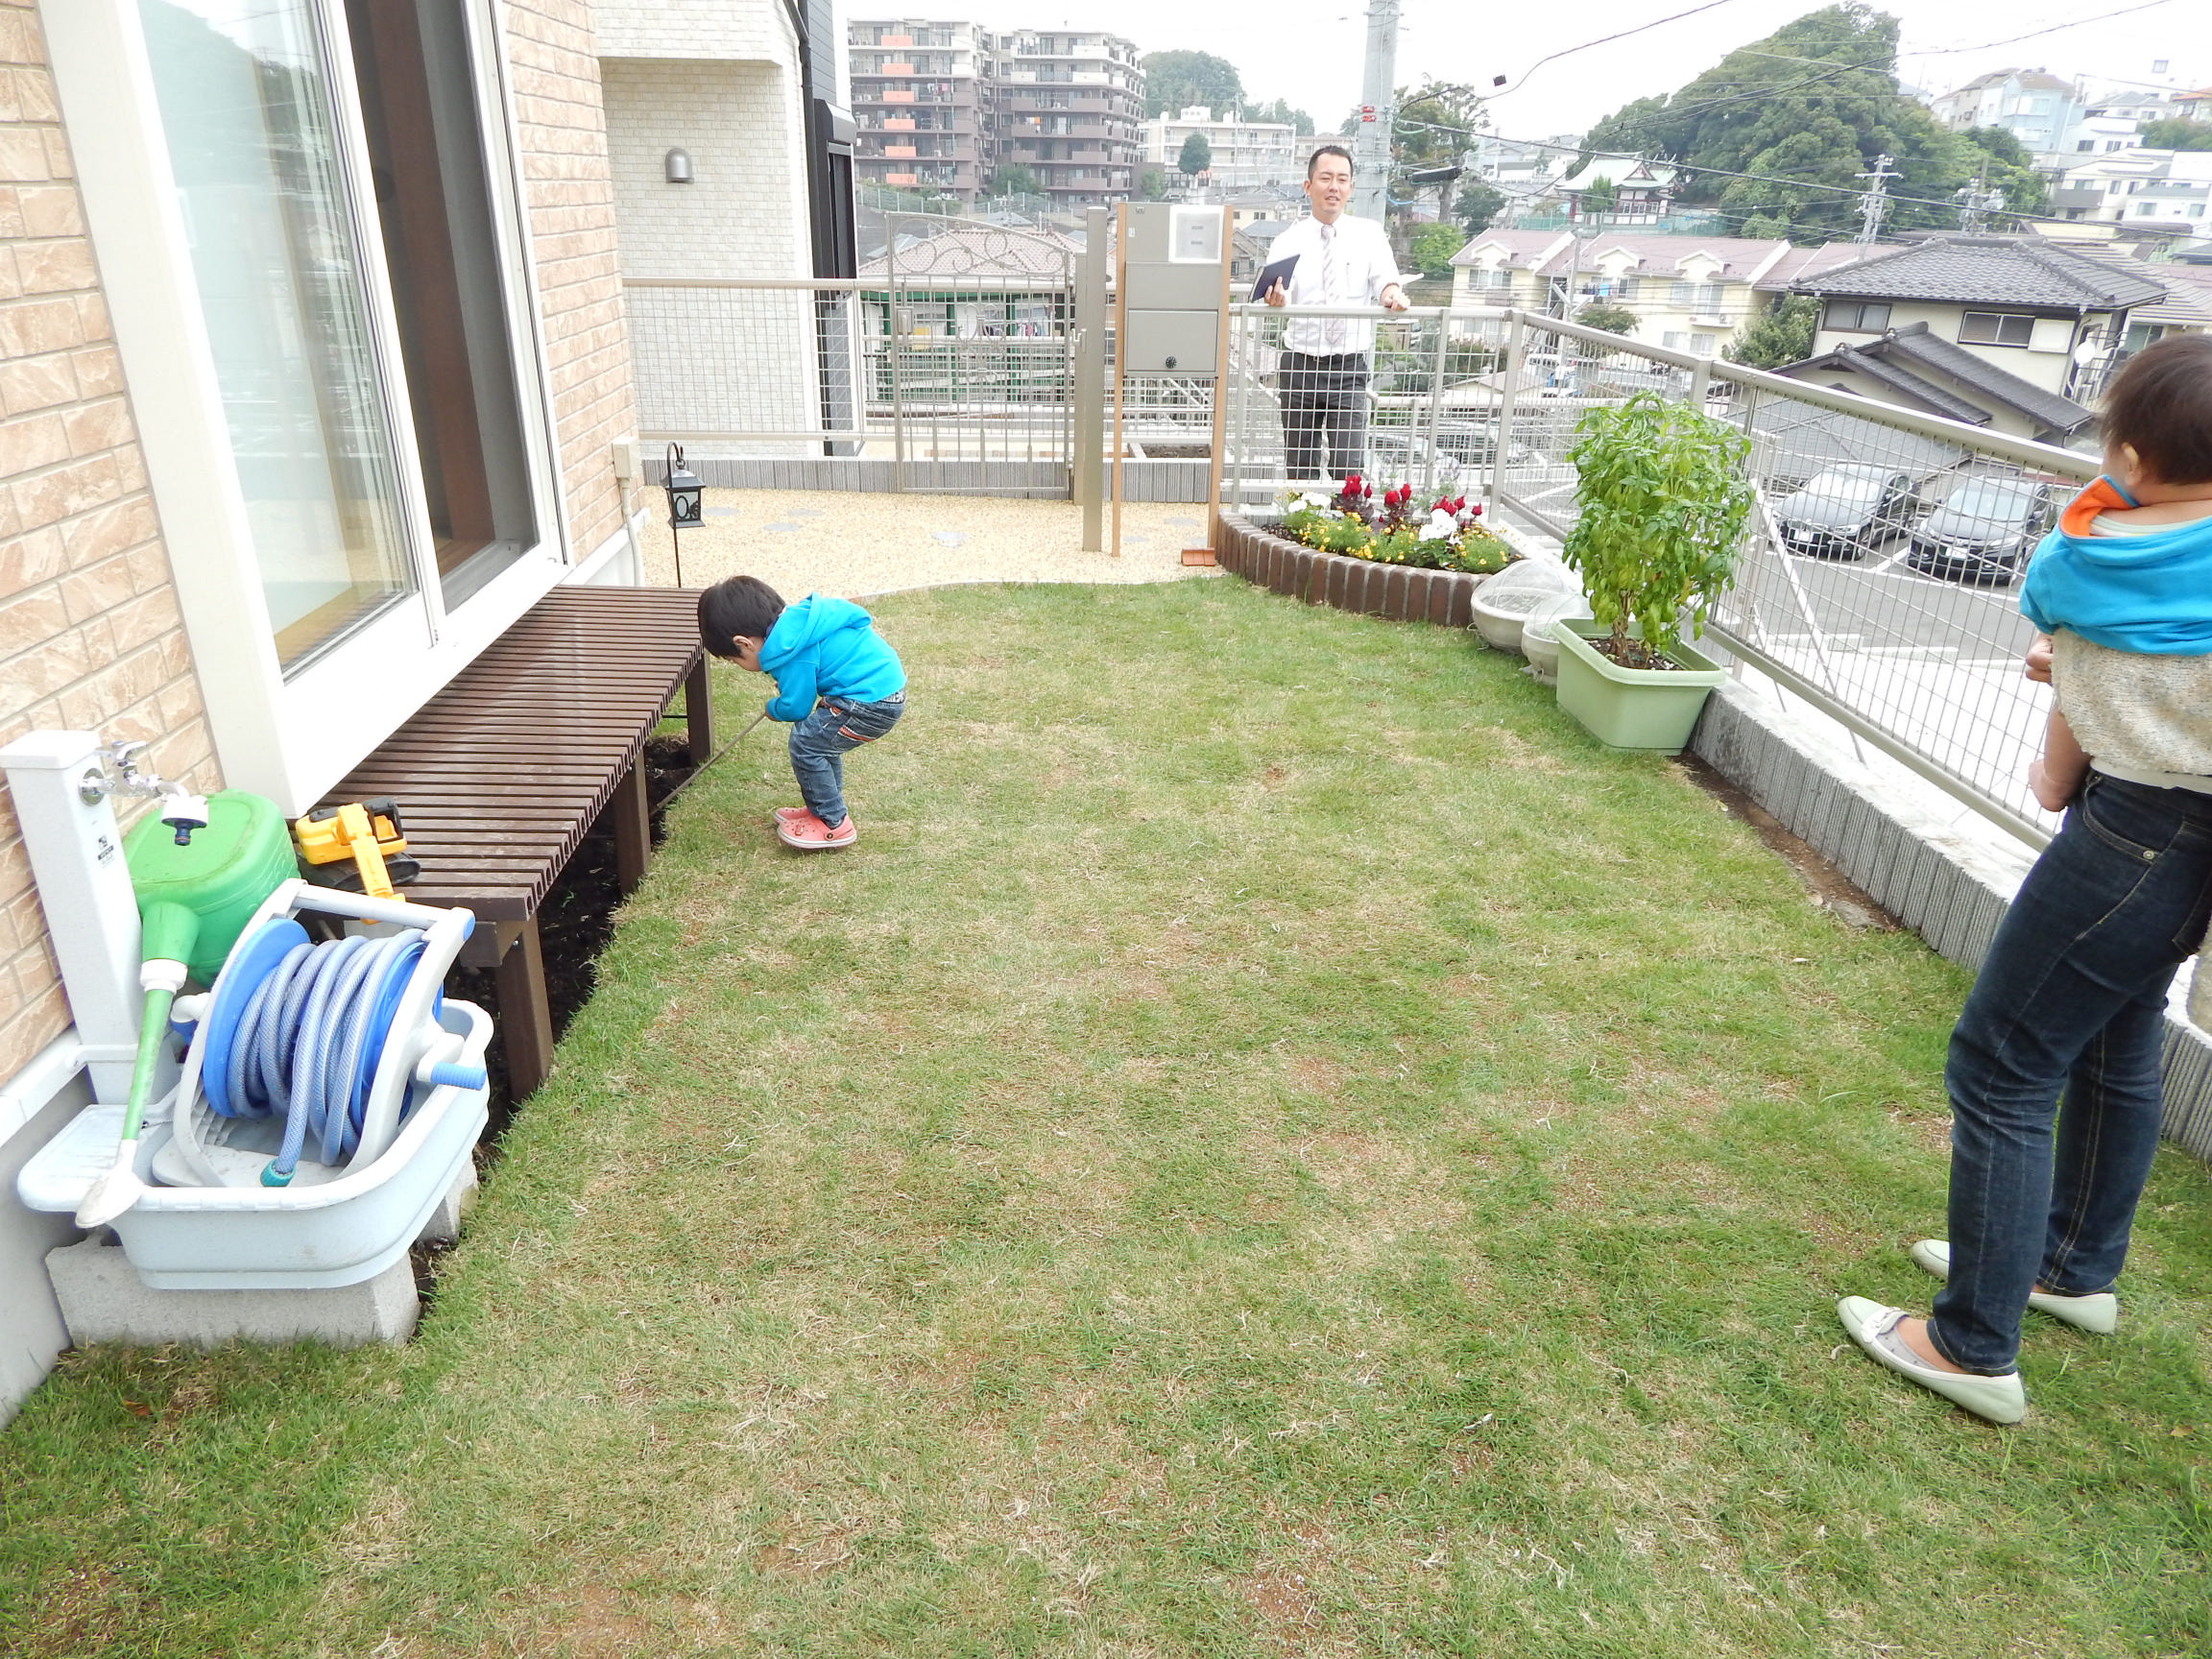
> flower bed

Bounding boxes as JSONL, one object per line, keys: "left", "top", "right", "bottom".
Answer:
{"left": 1216, "top": 492, "right": 1536, "bottom": 627}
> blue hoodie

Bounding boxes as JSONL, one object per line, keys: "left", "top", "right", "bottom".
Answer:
{"left": 757, "top": 595, "right": 906, "bottom": 723}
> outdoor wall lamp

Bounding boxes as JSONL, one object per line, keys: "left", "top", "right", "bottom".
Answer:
{"left": 664, "top": 443, "right": 703, "bottom": 586}
{"left": 665, "top": 147, "right": 693, "bottom": 184}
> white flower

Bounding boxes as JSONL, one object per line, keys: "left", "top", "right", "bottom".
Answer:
{"left": 1423, "top": 508, "right": 1458, "bottom": 541}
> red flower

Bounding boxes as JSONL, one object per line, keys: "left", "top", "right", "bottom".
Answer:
{"left": 1468, "top": 502, "right": 1483, "bottom": 517}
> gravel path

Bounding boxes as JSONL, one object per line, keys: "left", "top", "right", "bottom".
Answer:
{"left": 632, "top": 489, "right": 1221, "bottom": 599}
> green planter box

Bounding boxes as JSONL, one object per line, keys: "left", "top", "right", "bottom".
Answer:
{"left": 1551, "top": 619, "right": 1726, "bottom": 755}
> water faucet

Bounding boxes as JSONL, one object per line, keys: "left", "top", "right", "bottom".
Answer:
{"left": 91, "top": 740, "right": 210, "bottom": 846}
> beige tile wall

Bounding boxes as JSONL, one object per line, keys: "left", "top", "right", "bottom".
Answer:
{"left": 0, "top": 0, "right": 642, "bottom": 1086}
{"left": 0, "top": 0, "right": 218, "bottom": 1083}
{"left": 505, "top": 0, "right": 638, "bottom": 562}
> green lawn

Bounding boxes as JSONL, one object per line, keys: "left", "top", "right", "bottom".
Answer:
{"left": 6, "top": 579, "right": 2210, "bottom": 1657}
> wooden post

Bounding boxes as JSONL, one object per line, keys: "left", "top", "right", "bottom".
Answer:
{"left": 495, "top": 917, "right": 555, "bottom": 1099}
{"left": 684, "top": 654, "right": 716, "bottom": 766}
{"left": 1203, "top": 204, "right": 1234, "bottom": 556}
{"left": 612, "top": 757, "right": 651, "bottom": 896}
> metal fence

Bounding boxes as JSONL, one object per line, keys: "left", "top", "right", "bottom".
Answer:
{"left": 1221, "top": 302, "right": 2101, "bottom": 846}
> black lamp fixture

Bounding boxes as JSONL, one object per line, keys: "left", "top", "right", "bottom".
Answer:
{"left": 664, "top": 442, "right": 703, "bottom": 586}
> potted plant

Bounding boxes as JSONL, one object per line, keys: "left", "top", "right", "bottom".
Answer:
{"left": 1551, "top": 391, "right": 1752, "bottom": 753}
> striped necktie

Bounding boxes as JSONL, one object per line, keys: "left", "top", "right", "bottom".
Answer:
{"left": 1321, "top": 222, "right": 1345, "bottom": 352}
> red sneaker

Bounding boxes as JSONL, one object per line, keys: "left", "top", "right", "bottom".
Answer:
{"left": 778, "top": 813, "right": 857, "bottom": 851}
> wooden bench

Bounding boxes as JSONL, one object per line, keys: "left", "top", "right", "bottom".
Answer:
{"left": 314, "top": 586, "right": 712, "bottom": 1096}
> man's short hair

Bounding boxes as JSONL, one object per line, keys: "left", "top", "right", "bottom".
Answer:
{"left": 1307, "top": 144, "right": 1354, "bottom": 180}
{"left": 2100, "top": 333, "right": 2212, "bottom": 486}
{"left": 698, "top": 574, "right": 786, "bottom": 655}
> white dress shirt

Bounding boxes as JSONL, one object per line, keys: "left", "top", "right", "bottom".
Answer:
{"left": 1266, "top": 213, "right": 1405, "bottom": 357}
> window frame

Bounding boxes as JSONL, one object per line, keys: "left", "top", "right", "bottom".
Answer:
{"left": 44, "top": 0, "right": 570, "bottom": 815}
{"left": 1960, "top": 310, "right": 2036, "bottom": 348}
{"left": 1822, "top": 300, "right": 1890, "bottom": 333}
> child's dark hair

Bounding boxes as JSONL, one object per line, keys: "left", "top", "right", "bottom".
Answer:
{"left": 2101, "top": 334, "right": 2212, "bottom": 486}
{"left": 697, "top": 575, "right": 785, "bottom": 655}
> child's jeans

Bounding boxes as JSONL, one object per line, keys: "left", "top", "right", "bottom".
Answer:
{"left": 788, "top": 690, "right": 904, "bottom": 827}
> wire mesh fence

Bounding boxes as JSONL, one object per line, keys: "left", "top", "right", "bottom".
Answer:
{"left": 1222, "top": 302, "right": 2100, "bottom": 844}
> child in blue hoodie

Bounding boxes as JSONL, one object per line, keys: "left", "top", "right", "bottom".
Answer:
{"left": 698, "top": 575, "right": 906, "bottom": 851}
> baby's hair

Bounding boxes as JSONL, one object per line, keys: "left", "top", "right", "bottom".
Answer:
{"left": 2100, "top": 334, "right": 2212, "bottom": 487}
{"left": 697, "top": 574, "right": 785, "bottom": 656}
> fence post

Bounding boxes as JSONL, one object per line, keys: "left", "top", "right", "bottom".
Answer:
{"left": 1689, "top": 354, "right": 1712, "bottom": 407}
{"left": 887, "top": 218, "right": 905, "bottom": 493}
{"left": 1076, "top": 205, "right": 1107, "bottom": 549}
{"left": 1488, "top": 310, "right": 1524, "bottom": 517}
{"left": 1424, "top": 312, "right": 1450, "bottom": 500}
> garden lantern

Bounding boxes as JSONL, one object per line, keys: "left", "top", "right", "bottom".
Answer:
{"left": 663, "top": 444, "right": 703, "bottom": 588}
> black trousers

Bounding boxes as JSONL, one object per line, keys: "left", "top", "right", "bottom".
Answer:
{"left": 1278, "top": 350, "right": 1370, "bottom": 484}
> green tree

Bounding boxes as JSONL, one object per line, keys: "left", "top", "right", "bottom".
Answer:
{"left": 1455, "top": 180, "right": 1505, "bottom": 232}
{"left": 1178, "top": 132, "right": 1213, "bottom": 178}
{"left": 1247, "top": 97, "right": 1315, "bottom": 134}
{"left": 1575, "top": 302, "right": 1638, "bottom": 334}
{"left": 1953, "top": 126, "right": 2048, "bottom": 218}
{"left": 1138, "top": 168, "right": 1170, "bottom": 201}
{"left": 1727, "top": 294, "right": 1819, "bottom": 368}
{"left": 1577, "top": 174, "right": 1619, "bottom": 216}
{"left": 1142, "top": 51, "right": 1243, "bottom": 120}
{"left": 1580, "top": 5, "right": 2007, "bottom": 239}
{"left": 988, "top": 164, "right": 1039, "bottom": 197}
{"left": 2140, "top": 117, "right": 2212, "bottom": 152}
{"left": 1408, "top": 222, "right": 1465, "bottom": 277}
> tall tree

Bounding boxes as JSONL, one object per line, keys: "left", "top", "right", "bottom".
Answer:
{"left": 1178, "top": 132, "right": 1213, "bottom": 178}
{"left": 1142, "top": 51, "right": 1243, "bottom": 120}
{"left": 989, "top": 164, "right": 1039, "bottom": 197}
{"left": 1247, "top": 97, "right": 1316, "bottom": 134}
{"left": 1728, "top": 295, "right": 1819, "bottom": 367}
{"left": 1455, "top": 180, "right": 1505, "bottom": 233}
{"left": 1408, "top": 222, "right": 1465, "bottom": 278}
{"left": 1579, "top": 5, "right": 2009, "bottom": 239}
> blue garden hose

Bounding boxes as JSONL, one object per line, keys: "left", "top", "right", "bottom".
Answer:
{"left": 208, "top": 927, "right": 487, "bottom": 1186}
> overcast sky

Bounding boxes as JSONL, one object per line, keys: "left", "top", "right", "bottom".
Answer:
{"left": 878, "top": 0, "right": 2207, "bottom": 140}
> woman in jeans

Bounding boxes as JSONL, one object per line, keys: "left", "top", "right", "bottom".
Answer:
{"left": 1839, "top": 335, "right": 2212, "bottom": 1425}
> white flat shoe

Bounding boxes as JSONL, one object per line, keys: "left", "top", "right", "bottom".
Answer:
{"left": 1836, "top": 1296, "right": 2026, "bottom": 1426}
{"left": 1908, "top": 1240, "right": 2119, "bottom": 1334}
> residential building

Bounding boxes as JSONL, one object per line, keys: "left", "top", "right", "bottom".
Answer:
{"left": 990, "top": 28, "right": 1143, "bottom": 206}
{"left": 1929, "top": 69, "right": 2083, "bottom": 156}
{"left": 2058, "top": 150, "right": 2212, "bottom": 236}
{"left": 1466, "top": 132, "right": 1578, "bottom": 221}
{"left": 1141, "top": 108, "right": 1300, "bottom": 192}
{"left": 1776, "top": 323, "right": 2097, "bottom": 445}
{"left": 0, "top": 0, "right": 699, "bottom": 1413}
{"left": 1789, "top": 235, "right": 2168, "bottom": 404}
{"left": 847, "top": 18, "right": 995, "bottom": 202}
{"left": 1447, "top": 230, "right": 1870, "bottom": 353}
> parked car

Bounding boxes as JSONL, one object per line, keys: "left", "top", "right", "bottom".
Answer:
{"left": 1904, "top": 477, "right": 2056, "bottom": 585}
{"left": 1772, "top": 465, "right": 1917, "bottom": 560}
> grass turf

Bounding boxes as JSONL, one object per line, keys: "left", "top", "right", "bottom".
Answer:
{"left": 4, "top": 578, "right": 2210, "bottom": 1657}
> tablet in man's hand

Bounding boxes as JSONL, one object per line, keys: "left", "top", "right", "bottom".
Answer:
{"left": 1252, "top": 253, "right": 1299, "bottom": 302}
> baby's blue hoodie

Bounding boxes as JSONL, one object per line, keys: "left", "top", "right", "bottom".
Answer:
{"left": 758, "top": 595, "right": 905, "bottom": 722}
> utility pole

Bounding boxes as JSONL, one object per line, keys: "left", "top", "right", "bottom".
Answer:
{"left": 1855, "top": 153, "right": 1898, "bottom": 245}
{"left": 1352, "top": 0, "right": 1399, "bottom": 225}
{"left": 1955, "top": 168, "right": 2005, "bottom": 235}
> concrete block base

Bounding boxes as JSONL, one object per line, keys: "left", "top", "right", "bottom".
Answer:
{"left": 418, "top": 1162, "right": 478, "bottom": 1246}
{"left": 47, "top": 1236, "right": 420, "bottom": 1349}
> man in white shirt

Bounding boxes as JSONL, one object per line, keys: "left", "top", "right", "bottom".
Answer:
{"left": 1263, "top": 144, "right": 1409, "bottom": 484}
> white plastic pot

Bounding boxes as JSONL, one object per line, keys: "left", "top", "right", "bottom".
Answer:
{"left": 1520, "top": 591, "right": 1595, "bottom": 684}
{"left": 1470, "top": 559, "right": 1575, "bottom": 654}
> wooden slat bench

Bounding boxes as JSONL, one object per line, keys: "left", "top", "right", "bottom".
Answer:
{"left": 315, "top": 586, "right": 713, "bottom": 1096}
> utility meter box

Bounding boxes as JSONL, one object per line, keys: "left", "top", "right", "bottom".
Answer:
{"left": 1121, "top": 203, "right": 1228, "bottom": 374}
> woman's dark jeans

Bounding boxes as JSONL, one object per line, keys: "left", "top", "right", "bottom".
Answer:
{"left": 787, "top": 691, "right": 903, "bottom": 827}
{"left": 1931, "top": 772, "right": 2212, "bottom": 1374}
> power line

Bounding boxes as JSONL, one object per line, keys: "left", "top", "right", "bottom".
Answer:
{"left": 1898, "top": 0, "right": 2178, "bottom": 56}
{"left": 1495, "top": 0, "right": 1758, "bottom": 100}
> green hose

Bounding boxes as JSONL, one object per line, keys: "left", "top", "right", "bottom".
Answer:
{"left": 120, "top": 983, "right": 176, "bottom": 1145}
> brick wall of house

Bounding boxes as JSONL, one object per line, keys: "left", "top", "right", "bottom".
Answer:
{"left": 0, "top": 0, "right": 219, "bottom": 1084}
{"left": 504, "top": 0, "right": 638, "bottom": 561}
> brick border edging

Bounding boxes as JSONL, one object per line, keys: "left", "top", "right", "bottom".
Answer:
{"left": 1214, "top": 514, "right": 1486, "bottom": 628}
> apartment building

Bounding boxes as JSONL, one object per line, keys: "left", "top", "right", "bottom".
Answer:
{"left": 847, "top": 18, "right": 996, "bottom": 201}
{"left": 845, "top": 19, "right": 1142, "bottom": 205}
{"left": 2057, "top": 150, "right": 2212, "bottom": 237}
{"left": 991, "top": 28, "right": 1142, "bottom": 206}
{"left": 1929, "top": 69, "right": 2083, "bottom": 156}
{"left": 1140, "top": 107, "right": 1300, "bottom": 191}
